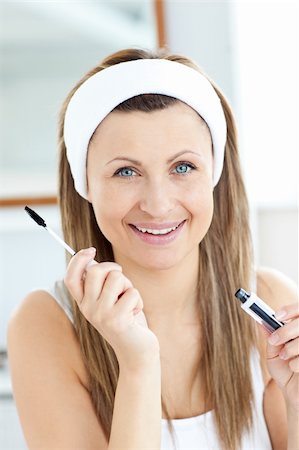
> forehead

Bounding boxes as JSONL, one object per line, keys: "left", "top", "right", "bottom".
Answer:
{"left": 90, "top": 101, "right": 211, "bottom": 147}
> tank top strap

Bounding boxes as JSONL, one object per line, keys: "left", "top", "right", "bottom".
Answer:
{"left": 46, "top": 280, "right": 75, "bottom": 324}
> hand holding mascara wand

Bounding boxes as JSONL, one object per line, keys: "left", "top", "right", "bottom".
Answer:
{"left": 24, "top": 204, "right": 151, "bottom": 313}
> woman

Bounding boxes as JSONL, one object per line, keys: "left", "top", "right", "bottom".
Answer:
{"left": 8, "top": 48, "right": 298, "bottom": 449}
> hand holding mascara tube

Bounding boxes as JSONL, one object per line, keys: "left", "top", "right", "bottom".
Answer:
{"left": 236, "top": 287, "right": 299, "bottom": 424}
{"left": 235, "top": 288, "right": 285, "bottom": 332}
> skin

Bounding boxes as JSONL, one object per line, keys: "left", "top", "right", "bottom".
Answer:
{"left": 85, "top": 102, "right": 298, "bottom": 434}
{"left": 7, "top": 102, "right": 298, "bottom": 449}
{"left": 256, "top": 269, "right": 298, "bottom": 449}
{"left": 87, "top": 102, "right": 213, "bottom": 324}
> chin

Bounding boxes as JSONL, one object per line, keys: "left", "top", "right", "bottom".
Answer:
{"left": 132, "top": 250, "right": 187, "bottom": 271}
{"left": 143, "top": 260, "right": 178, "bottom": 271}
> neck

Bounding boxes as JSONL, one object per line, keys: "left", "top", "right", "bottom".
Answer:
{"left": 115, "top": 247, "right": 200, "bottom": 328}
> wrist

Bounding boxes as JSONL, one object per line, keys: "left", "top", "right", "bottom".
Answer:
{"left": 286, "top": 404, "right": 299, "bottom": 450}
{"left": 284, "top": 392, "right": 299, "bottom": 415}
{"left": 286, "top": 403, "right": 299, "bottom": 422}
{"left": 118, "top": 351, "right": 161, "bottom": 378}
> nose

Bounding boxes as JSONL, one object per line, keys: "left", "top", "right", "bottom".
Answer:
{"left": 139, "top": 178, "right": 175, "bottom": 218}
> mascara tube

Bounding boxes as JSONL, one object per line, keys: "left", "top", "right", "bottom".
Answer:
{"left": 235, "top": 288, "right": 285, "bottom": 332}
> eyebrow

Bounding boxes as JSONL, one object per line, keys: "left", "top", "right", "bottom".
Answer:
{"left": 105, "top": 150, "right": 201, "bottom": 166}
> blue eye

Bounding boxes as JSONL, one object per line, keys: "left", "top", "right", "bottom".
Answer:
{"left": 114, "top": 167, "right": 137, "bottom": 178}
{"left": 174, "top": 163, "right": 195, "bottom": 174}
{"left": 113, "top": 162, "right": 196, "bottom": 179}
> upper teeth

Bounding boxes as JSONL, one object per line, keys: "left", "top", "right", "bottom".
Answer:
{"left": 134, "top": 225, "right": 179, "bottom": 235}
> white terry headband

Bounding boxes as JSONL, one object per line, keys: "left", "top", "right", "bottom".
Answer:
{"left": 64, "top": 58, "right": 227, "bottom": 199}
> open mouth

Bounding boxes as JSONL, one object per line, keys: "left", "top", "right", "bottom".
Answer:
{"left": 130, "top": 220, "right": 185, "bottom": 235}
{"left": 128, "top": 220, "right": 186, "bottom": 245}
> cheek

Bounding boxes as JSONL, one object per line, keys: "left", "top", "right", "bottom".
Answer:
{"left": 186, "top": 183, "right": 214, "bottom": 224}
{"left": 90, "top": 183, "right": 135, "bottom": 229}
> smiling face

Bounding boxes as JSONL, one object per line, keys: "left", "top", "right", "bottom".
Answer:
{"left": 86, "top": 101, "right": 214, "bottom": 270}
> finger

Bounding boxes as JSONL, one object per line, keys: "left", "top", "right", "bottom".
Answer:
{"left": 133, "top": 296, "right": 144, "bottom": 315}
{"left": 258, "top": 322, "right": 272, "bottom": 338}
{"left": 133, "top": 299, "right": 143, "bottom": 316}
{"left": 275, "top": 302, "right": 299, "bottom": 321}
{"left": 279, "top": 337, "right": 299, "bottom": 361}
{"left": 114, "top": 288, "right": 142, "bottom": 317}
{"left": 268, "top": 318, "right": 299, "bottom": 346}
{"left": 64, "top": 247, "right": 97, "bottom": 301}
{"left": 83, "top": 263, "right": 123, "bottom": 304}
{"left": 267, "top": 341, "right": 284, "bottom": 360}
{"left": 123, "top": 275, "right": 133, "bottom": 291}
{"left": 99, "top": 270, "right": 128, "bottom": 310}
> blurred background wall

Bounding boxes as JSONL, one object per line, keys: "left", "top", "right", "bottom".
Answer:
{"left": 164, "top": 0, "right": 298, "bottom": 282}
{"left": 0, "top": 1, "right": 298, "bottom": 448}
{"left": 0, "top": 0, "right": 158, "bottom": 349}
{"left": 0, "top": 2, "right": 158, "bottom": 448}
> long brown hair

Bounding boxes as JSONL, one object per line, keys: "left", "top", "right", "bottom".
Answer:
{"left": 58, "top": 47, "right": 258, "bottom": 450}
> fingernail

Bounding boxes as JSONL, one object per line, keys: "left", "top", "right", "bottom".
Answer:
{"left": 268, "top": 333, "right": 280, "bottom": 345}
{"left": 275, "top": 309, "right": 286, "bottom": 320}
{"left": 86, "top": 259, "right": 97, "bottom": 268}
{"left": 83, "top": 247, "right": 96, "bottom": 255}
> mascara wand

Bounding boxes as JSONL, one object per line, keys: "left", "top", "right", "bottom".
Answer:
{"left": 24, "top": 206, "right": 76, "bottom": 256}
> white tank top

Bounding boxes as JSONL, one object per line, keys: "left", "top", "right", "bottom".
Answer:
{"left": 45, "top": 280, "right": 272, "bottom": 450}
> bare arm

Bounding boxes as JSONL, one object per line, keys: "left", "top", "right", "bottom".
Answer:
{"left": 257, "top": 267, "right": 298, "bottom": 450}
{"left": 7, "top": 290, "right": 162, "bottom": 450}
{"left": 7, "top": 291, "right": 108, "bottom": 449}
{"left": 110, "top": 359, "right": 161, "bottom": 450}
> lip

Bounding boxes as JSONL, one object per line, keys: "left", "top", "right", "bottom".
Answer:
{"left": 128, "top": 220, "right": 186, "bottom": 246}
{"left": 129, "top": 221, "right": 185, "bottom": 230}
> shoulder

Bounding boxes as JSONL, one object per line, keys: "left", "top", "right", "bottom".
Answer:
{"left": 7, "top": 289, "right": 89, "bottom": 389}
{"left": 256, "top": 266, "right": 298, "bottom": 310}
{"left": 7, "top": 290, "right": 108, "bottom": 447}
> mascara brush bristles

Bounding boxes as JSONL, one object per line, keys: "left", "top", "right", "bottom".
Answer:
{"left": 24, "top": 206, "right": 46, "bottom": 227}
{"left": 24, "top": 206, "right": 76, "bottom": 256}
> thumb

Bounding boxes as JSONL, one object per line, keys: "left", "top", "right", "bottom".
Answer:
{"left": 258, "top": 322, "right": 272, "bottom": 338}
{"left": 133, "top": 296, "right": 144, "bottom": 315}
{"left": 258, "top": 323, "right": 282, "bottom": 358}
{"left": 123, "top": 275, "right": 133, "bottom": 290}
